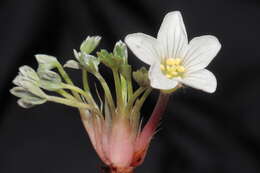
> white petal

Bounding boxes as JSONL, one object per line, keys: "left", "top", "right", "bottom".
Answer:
{"left": 157, "top": 11, "right": 188, "bottom": 59}
{"left": 125, "top": 33, "right": 160, "bottom": 65}
{"left": 149, "top": 62, "right": 179, "bottom": 90}
{"left": 180, "top": 69, "right": 217, "bottom": 93}
{"left": 182, "top": 35, "right": 221, "bottom": 72}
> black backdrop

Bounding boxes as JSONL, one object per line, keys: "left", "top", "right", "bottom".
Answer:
{"left": 0, "top": 0, "right": 260, "bottom": 173}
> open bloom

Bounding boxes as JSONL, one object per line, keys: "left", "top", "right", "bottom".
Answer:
{"left": 125, "top": 11, "right": 221, "bottom": 93}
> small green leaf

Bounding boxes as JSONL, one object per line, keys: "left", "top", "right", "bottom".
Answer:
{"left": 80, "top": 36, "right": 101, "bottom": 54}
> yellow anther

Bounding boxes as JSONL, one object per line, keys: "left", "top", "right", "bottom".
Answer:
{"left": 177, "top": 66, "right": 185, "bottom": 73}
{"left": 170, "top": 71, "right": 178, "bottom": 76}
{"left": 166, "top": 58, "right": 176, "bottom": 65}
{"left": 166, "top": 74, "right": 172, "bottom": 78}
{"left": 160, "top": 58, "right": 185, "bottom": 79}
{"left": 174, "top": 58, "right": 181, "bottom": 65}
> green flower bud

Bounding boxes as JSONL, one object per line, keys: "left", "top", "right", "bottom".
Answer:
{"left": 17, "top": 97, "right": 47, "bottom": 109}
{"left": 10, "top": 87, "right": 47, "bottom": 108}
{"left": 13, "top": 66, "right": 40, "bottom": 86}
{"left": 81, "top": 54, "right": 100, "bottom": 73}
{"left": 19, "top": 80, "right": 46, "bottom": 97}
{"left": 113, "top": 40, "right": 128, "bottom": 63}
{"left": 64, "top": 60, "right": 80, "bottom": 69}
{"left": 35, "top": 54, "right": 58, "bottom": 70}
{"left": 38, "top": 70, "right": 63, "bottom": 91}
{"left": 133, "top": 67, "right": 150, "bottom": 87}
{"left": 19, "top": 66, "right": 40, "bottom": 82}
{"left": 80, "top": 36, "right": 101, "bottom": 54}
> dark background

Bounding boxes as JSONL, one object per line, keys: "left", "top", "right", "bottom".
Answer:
{"left": 0, "top": 0, "right": 260, "bottom": 173}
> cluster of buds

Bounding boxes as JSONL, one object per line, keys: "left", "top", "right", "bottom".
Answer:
{"left": 10, "top": 36, "right": 160, "bottom": 173}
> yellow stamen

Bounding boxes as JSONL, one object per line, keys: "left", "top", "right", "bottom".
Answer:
{"left": 160, "top": 58, "right": 185, "bottom": 79}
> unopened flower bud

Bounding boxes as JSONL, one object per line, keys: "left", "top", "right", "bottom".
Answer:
{"left": 80, "top": 36, "right": 101, "bottom": 54}
{"left": 133, "top": 67, "right": 150, "bottom": 87}
{"left": 113, "top": 40, "right": 128, "bottom": 64}
{"left": 35, "top": 54, "right": 58, "bottom": 70}
{"left": 38, "top": 70, "right": 63, "bottom": 91}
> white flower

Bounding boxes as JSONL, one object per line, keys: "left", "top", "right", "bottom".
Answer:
{"left": 125, "top": 11, "right": 221, "bottom": 93}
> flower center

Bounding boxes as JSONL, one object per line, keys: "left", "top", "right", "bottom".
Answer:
{"left": 160, "top": 58, "right": 185, "bottom": 79}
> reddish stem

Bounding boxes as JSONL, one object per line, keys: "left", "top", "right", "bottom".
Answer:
{"left": 137, "top": 92, "right": 170, "bottom": 152}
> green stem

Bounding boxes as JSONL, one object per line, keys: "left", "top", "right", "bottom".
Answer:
{"left": 126, "top": 87, "right": 146, "bottom": 112}
{"left": 112, "top": 69, "right": 122, "bottom": 108}
{"left": 47, "top": 96, "right": 94, "bottom": 110}
{"left": 56, "top": 63, "right": 80, "bottom": 99}
{"left": 127, "top": 77, "right": 133, "bottom": 100}
{"left": 82, "top": 69, "right": 90, "bottom": 92}
{"left": 57, "top": 89, "right": 76, "bottom": 101}
{"left": 133, "top": 88, "right": 152, "bottom": 113}
{"left": 61, "top": 83, "right": 97, "bottom": 108}
{"left": 94, "top": 73, "right": 115, "bottom": 111}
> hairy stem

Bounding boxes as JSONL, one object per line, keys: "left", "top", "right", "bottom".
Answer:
{"left": 137, "top": 92, "right": 170, "bottom": 151}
